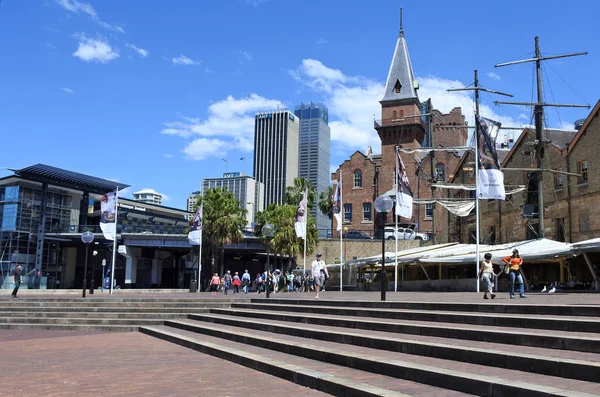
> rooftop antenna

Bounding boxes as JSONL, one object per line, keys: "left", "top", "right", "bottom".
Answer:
{"left": 399, "top": 8, "right": 404, "bottom": 37}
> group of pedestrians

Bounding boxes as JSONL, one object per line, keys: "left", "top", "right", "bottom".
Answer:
{"left": 478, "top": 249, "right": 527, "bottom": 299}
{"left": 209, "top": 270, "right": 252, "bottom": 296}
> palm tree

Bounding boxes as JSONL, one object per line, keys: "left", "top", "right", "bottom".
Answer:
{"left": 254, "top": 204, "right": 318, "bottom": 272}
{"left": 198, "top": 188, "right": 247, "bottom": 276}
{"left": 284, "top": 177, "right": 316, "bottom": 210}
{"left": 318, "top": 186, "right": 334, "bottom": 220}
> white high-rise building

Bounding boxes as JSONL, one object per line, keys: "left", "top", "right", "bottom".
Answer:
{"left": 253, "top": 110, "right": 300, "bottom": 207}
{"left": 133, "top": 188, "right": 163, "bottom": 205}
{"left": 201, "top": 173, "right": 264, "bottom": 230}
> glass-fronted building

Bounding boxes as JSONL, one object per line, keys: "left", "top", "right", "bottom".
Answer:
{"left": 295, "top": 102, "right": 331, "bottom": 237}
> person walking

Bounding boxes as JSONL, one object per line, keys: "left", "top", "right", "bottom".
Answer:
{"left": 232, "top": 272, "right": 241, "bottom": 294}
{"left": 223, "top": 270, "right": 232, "bottom": 295}
{"left": 210, "top": 273, "right": 220, "bottom": 296}
{"left": 502, "top": 249, "right": 527, "bottom": 299}
{"left": 12, "top": 265, "right": 23, "bottom": 298}
{"left": 311, "top": 252, "right": 328, "bottom": 300}
{"left": 477, "top": 253, "right": 497, "bottom": 299}
{"left": 241, "top": 270, "right": 251, "bottom": 294}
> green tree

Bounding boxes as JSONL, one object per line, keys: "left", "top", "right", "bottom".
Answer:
{"left": 284, "top": 177, "right": 316, "bottom": 210}
{"left": 254, "top": 204, "right": 318, "bottom": 271}
{"left": 197, "top": 188, "right": 247, "bottom": 277}
{"left": 318, "top": 186, "right": 334, "bottom": 220}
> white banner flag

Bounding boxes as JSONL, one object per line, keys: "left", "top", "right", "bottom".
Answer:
{"left": 188, "top": 203, "right": 203, "bottom": 245}
{"left": 294, "top": 188, "right": 308, "bottom": 239}
{"left": 99, "top": 191, "right": 117, "bottom": 240}
{"left": 333, "top": 178, "right": 342, "bottom": 231}
{"left": 395, "top": 149, "right": 413, "bottom": 219}
{"left": 476, "top": 116, "right": 505, "bottom": 200}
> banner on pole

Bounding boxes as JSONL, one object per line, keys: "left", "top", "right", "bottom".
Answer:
{"left": 395, "top": 149, "right": 413, "bottom": 219}
{"left": 294, "top": 188, "right": 308, "bottom": 239}
{"left": 99, "top": 191, "right": 117, "bottom": 240}
{"left": 476, "top": 116, "right": 505, "bottom": 200}
{"left": 188, "top": 203, "right": 203, "bottom": 245}
{"left": 333, "top": 176, "right": 342, "bottom": 231}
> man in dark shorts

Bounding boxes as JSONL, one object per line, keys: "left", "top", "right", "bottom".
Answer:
{"left": 12, "top": 265, "right": 23, "bottom": 298}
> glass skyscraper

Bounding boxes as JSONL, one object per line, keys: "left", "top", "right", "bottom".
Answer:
{"left": 294, "top": 103, "right": 331, "bottom": 237}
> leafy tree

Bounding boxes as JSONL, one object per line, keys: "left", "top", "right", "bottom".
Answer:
{"left": 254, "top": 203, "right": 318, "bottom": 271}
{"left": 318, "top": 186, "right": 334, "bottom": 220}
{"left": 196, "top": 188, "right": 247, "bottom": 277}
{"left": 284, "top": 177, "right": 316, "bottom": 210}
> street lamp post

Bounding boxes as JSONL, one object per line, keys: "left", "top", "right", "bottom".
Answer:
{"left": 374, "top": 195, "right": 393, "bottom": 301}
{"left": 90, "top": 249, "right": 98, "bottom": 295}
{"left": 81, "top": 231, "right": 95, "bottom": 298}
{"left": 261, "top": 223, "right": 275, "bottom": 299}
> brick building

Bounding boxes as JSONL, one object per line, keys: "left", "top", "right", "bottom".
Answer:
{"left": 331, "top": 24, "right": 468, "bottom": 241}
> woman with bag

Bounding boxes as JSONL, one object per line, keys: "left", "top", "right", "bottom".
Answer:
{"left": 477, "top": 253, "right": 497, "bottom": 300}
{"left": 502, "top": 249, "right": 527, "bottom": 299}
{"left": 210, "top": 273, "right": 220, "bottom": 297}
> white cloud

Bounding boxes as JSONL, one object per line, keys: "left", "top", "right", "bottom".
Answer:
{"left": 162, "top": 94, "right": 284, "bottom": 160}
{"left": 62, "top": 87, "right": 74, "bottom": 94}
{"left": 126, "top": 43, "right": 149, "bottom": 57}
{"left": 172, "top": 55, "right": 200, "bottom": 65}
{"left": 73, "top": 36, "right": 119, "bottom": 63}
{"left": 487, "top": 72, "right": 501, "bottom": 80}
{"left": 316, "top": 38, "right": 328, "bottom": 45}
{"left": 240, "top": 51, "right": 252, "bottom": 61}
{"left": 55, "top": 0, "right": 124, "bottom": 33}
{"left": 162, "top": 154, "right": 175, "bottom": 159}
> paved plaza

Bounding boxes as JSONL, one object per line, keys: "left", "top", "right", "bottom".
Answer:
{"left": 0, "top": 291, "right": 598, "bottom": 396}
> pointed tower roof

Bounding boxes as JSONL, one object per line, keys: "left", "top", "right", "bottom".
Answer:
{"left": 381, "top": 10, "right": 419, "bottom": 105}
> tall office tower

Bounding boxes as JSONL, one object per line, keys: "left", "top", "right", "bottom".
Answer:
{"left": 253, "top": 110, "right": 300, "bottom": 207}
{"left": 201, "top": 172, "right": 265, "bottom": 230}
{"left": 294, "top": 102, "right": 331, "bottom": 237}
{"left": 187, "top": 191, "right": 200, "bottom": 213}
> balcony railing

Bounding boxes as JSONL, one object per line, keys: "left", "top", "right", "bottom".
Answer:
{"left": 374, "top": 117, "right": 428, "bottom": 131}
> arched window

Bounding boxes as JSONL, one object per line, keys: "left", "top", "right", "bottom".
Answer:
{"left": 392, "top": 110, "right": 397, "bottom": 119}
{"left": 399, "top": 110, "right": 404, "bottom": 118}
{"left": 354, "top": 169, "right": 363, "bottom": 188}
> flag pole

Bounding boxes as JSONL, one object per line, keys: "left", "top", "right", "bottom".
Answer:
{"left": 474, "top": 79, "right": 481, "bottom": 294}
{"left": 110, "top": 187, "right": 119, "bottom": 295}
{"left": 197, "top": 203, "right": 203, "bottom": 293}
{"left": 303, "top": 188, "right": 307, "bottom": 276}
{"left": 339, "top": 170, "right": 343, "bottom": 293}
{"left": 394, "top": 146, "right": 399, "bottom": 292}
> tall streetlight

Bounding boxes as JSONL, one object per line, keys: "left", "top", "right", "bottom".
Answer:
{"left": 261, "top": 223, "right": 275, "bottom": 299}
{"left": 81, "top": 231, "right": 94, "bottom": 298}
{"left": 374, "top": 195, "right": 393, "bottom": 301}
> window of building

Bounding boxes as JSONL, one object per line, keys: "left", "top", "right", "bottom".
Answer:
{"left": 392, "top": 110, "right": 397, "bottom": 119}
{"left": 435, "top": 163, "right": 445, "bottom": 182}
{"left": 363, "top": 202, "right": 372, "bottom": 222}
{"left": 425, "top": 203, "right": 433, "bottom": 218}
{"left": 399, "top": 110, "right": 404, "bottom": 118}
{"left": 554, "top": 169, "right": 565, "bottom": 189}
{"left": 580, "top": 213, "right": 590, "bottom": 232}
{"left": 353, "top": 170, "right": 362, "bottom": 188}
{"left": 556, "top": 218, "right": 565, "bottom": 242}
{"left": 394, "top": 79, "right": 402, "bottom": 93}
{"left": 343, "top": 204, "right": 352, "bottom": 222}
{"left": 579, "top": 161, "right": 588, "bottom": 183}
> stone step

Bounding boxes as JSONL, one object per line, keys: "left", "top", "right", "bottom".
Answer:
{"left": 259, "top": 298, "right": 600, "bottom": 317}
{"left": 140, "top": 325, "right": 472, "bottom": 397}
{"left": 0, "top": 306, "right": 210, "bottom": 313}
{"left": 213, "top": 307, "right": 600, "bottom": 353}
{"left": 0, "top": 301, "right": 234, "bottom": 308}
{"left": 159, "top": 319, "right": 600, "bottom": 396}
{"left": 190, "top": 311, "right": 600, "bottom": 383}
{"left": 233, "top": 302, "right": 600, "bottom": 333}
{"left": 0, "top": 317, "right": 164, "bottom": 326}
{"left": 0, "top": 311, "right": 190, "bottom": 319}
{"left": 0, "top": 323, "right": 138, "bottom": 332}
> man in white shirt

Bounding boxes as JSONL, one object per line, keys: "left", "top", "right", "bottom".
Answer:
{"left": 311, "top": 252, "right": 328, "bottom": 299}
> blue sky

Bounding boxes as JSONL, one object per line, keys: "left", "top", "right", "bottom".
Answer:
{"left": 1, "top": 0, "right": 598, "bottom": 209}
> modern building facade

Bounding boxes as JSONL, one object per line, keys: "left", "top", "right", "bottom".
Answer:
{"left": 186, "top": 191, "right": 200, "bottom": 218}
{"left": 295, "top": 102, "right": 331, "bottom": 237}
{"left": 133, "top": 188, "right": 163, "bottom": 205}
{"left": 201, "top": 172, "right": 265, "bottom": 230}
{"left": 253, "top": 110, "right": 300, "bottom": 207}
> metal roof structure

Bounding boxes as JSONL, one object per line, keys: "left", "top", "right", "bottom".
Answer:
{"left": 10, "top": 163, "right": 129, "bottom": 195}
{"left": 381, "top": 20, "right": 419, "bottom": 104}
